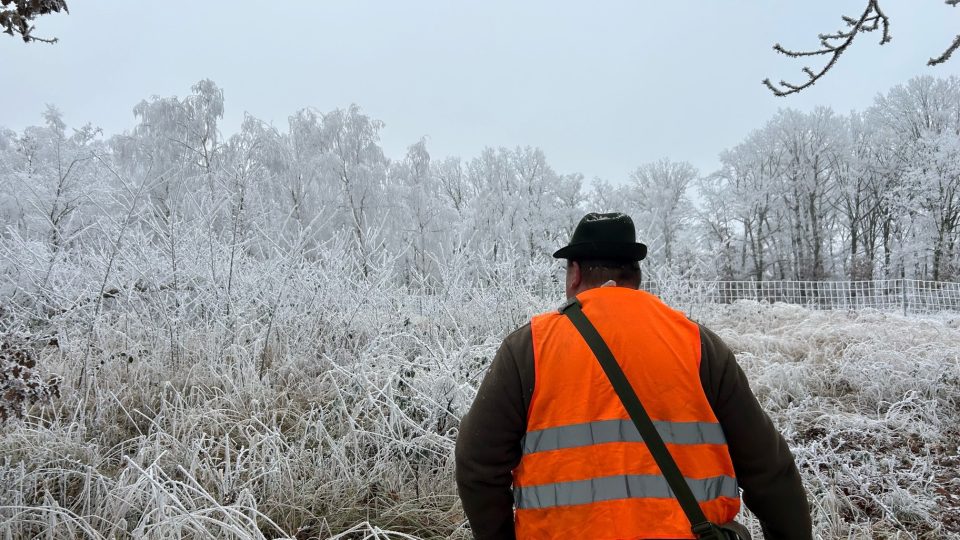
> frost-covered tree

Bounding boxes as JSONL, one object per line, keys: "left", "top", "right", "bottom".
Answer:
{"left": 107, "top": 80, "right": 226, "bottom": 304}
{"left": 870, "top": 75, "right": 960, "bottom": 279}
{"left": 705, "top": 129, "right": 786, "bottom": 281}
{"left": 0, "top": 106, "right": 104, "bottom": 303}
{"left": 0, "top": 106, "right": 100, "bottom": 249}
{"left": 0, "top": 0, "right": 67, "bottom": 43}
{"left": 390, "top": 139, "right": 450, "bottom": 282}
{"left": 318, "top": 105, "right": 389, "bottom": 276}
{"left": 696, "top": 174, "right": 738, "bottom": 280}
{"left": 243, "top": 109, "right": 331, "bottom": 251}
{"left": 510, "top": 146, "right": 582, "bottom": 260}
{"left": 628, "top": 159, "right": 697, "bottom": 268}
{"left": 770, "top": 108, "right": 845, "bottom": 280}
{"left": 903, "top": 132, "right": 960, "bottom": 280}
{"left": 434, "top": 156, "right": 470, "bottom": 219}
{"left": 459, "top": 147, "right": 579, "bottom": 265}
{"left": 835, "top": 112, "right": 882, "bottom": 280}
{"left": 4, "top": 76, "right": 960, "bottom": 288}
{"left": 698, "top": 76, "right": 960, "bottom": 282}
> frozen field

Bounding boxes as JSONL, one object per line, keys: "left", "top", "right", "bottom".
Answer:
{"left": 2, "top": 269, "right": 958, "bottom": 539}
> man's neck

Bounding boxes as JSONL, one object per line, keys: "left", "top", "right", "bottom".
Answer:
{"left": 570, "top": 280, "right": 623, "bottom": 298}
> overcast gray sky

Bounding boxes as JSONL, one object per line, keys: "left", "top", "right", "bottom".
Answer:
{"left": 2, "top": 1, "right": 959, "bottom": 182}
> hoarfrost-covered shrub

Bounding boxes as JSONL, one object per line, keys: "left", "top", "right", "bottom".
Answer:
{"left": 703, "top": 301, "right": 960, "bottom": 539}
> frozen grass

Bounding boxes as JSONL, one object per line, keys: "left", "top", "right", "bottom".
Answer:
{"left": 703, "top": 302, "right": 960, "bottom": 539}
{"left": 1, "top": 239, "right": 959, "bottom": 538}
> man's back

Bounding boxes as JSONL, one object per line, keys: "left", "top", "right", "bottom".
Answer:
{"left": 455, "top": 288, "right": 811, "bottom": 539}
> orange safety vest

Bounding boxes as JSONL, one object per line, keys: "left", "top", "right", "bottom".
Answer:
{"left": 513, "top": 286, "right": 740, "bottom": 539}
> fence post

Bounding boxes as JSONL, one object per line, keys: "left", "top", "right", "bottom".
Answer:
{"left": 901, "top": 279, "right": 908, "bottom": 317}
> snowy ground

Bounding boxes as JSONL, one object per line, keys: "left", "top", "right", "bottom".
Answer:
{"left": 2, "top": 285, "right": 959, "bottom": 538}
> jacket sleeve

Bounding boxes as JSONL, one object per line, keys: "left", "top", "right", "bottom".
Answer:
{"left": 699, "top": 325, "right": 813, "bottom": 540}
{"left": 455, "top": 325, "right": 533, "bottom": 540}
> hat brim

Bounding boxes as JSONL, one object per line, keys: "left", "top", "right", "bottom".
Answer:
{"left": 552, "top": 241, "right": 647, "bottom": 261}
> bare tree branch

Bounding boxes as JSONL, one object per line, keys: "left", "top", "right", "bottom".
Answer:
{"left": 930, "top": 34, "right": 960, "bottom": 66}
{"left": 763, "top": 0, "right": 891, "bottom": 97}
{"left": 929, "top": 0, "right": 960, "bottom": 66}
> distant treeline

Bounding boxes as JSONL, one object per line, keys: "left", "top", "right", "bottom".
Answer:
{"left": 1, "top": 76, "right": 958, "bottom": 285}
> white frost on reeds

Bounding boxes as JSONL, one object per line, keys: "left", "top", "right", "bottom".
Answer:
{"left": 1, "top": 237, "right": 957, "bottom": 538}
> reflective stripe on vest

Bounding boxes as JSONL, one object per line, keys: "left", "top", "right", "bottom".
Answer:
{"left": 514, "top": 474, "right": 738, "bottom": 510}
{"left": 522, "top": 419, "right": 727, "bottom": 454}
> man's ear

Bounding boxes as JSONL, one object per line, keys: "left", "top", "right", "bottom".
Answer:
{"left": 569, "top": 260, "right": 582, "bottom": 290}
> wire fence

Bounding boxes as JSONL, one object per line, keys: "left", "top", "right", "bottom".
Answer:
{"left": 643, "top": 279, "right": 960, "bottom": 315}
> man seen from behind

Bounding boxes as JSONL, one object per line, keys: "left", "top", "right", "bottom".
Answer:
{"left": 455, "top": 212, "right": 812, "bottom": 539}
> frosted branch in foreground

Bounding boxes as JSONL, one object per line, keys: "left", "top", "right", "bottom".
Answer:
{"left": 0, "top": 0, "right": 68, "bottom": 43}
{"left": 763, "top": 0, "right": 891, "bottom": 97}
{"left": 929, "top": 0, "right": 960, "bottom": 66}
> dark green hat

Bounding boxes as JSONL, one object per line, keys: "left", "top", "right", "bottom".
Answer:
{"left": 552, "top": 212, "right": 647, "bottom": 261}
